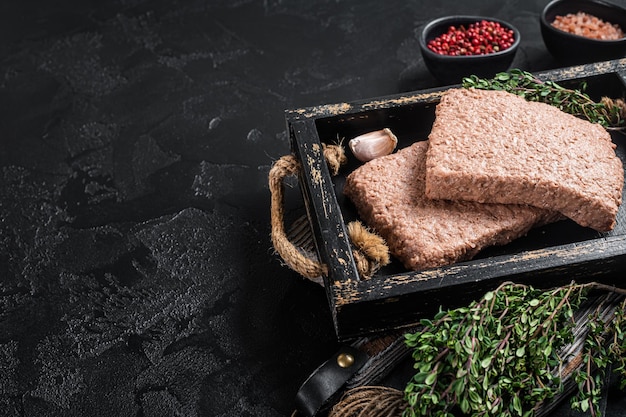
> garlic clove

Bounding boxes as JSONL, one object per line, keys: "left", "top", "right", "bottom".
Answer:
{"left": 348, "top": 128, "right": 398, "bottom": 162}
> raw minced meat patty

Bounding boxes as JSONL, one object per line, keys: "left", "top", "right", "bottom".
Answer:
{"left": 344, "top": 141, "right": 561, "bottom": 271}
{"left": 425, "top": 88, "right": 623, "bottom": 232}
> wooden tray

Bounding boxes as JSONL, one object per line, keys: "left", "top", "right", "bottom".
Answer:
{"left": 285, "top": 59, "right": 626, "bottom": 341}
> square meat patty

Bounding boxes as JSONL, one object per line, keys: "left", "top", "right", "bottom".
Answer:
{"left": 425, "top": 88, "right": 624, "bottom": 231}
{"left": 344, "top": 140, "right": 561, "bottom": 271}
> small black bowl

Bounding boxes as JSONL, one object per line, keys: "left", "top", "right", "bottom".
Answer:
{"left": 540, "top": 0, "right": 626, "bottom": 65}
{"left": 419, "top": 15, "right": 520, "bottom": 85}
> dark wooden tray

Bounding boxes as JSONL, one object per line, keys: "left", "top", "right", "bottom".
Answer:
{"left": 285, "top": 58, "right": 626, "bottom": 341}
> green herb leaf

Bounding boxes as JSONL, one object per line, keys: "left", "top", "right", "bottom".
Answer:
{"left": 402, "top": 281, "right": 626, "bottom": 417}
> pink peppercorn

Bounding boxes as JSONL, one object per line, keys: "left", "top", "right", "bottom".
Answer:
{"left": 428, "top": 20, "right": 515, "bottom": 56}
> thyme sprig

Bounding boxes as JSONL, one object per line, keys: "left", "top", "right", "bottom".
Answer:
{"left": 403, "top": 282, "right": 626, "bottom": 417}
{"left": 571, "top": 295, "right": 626, "bottom": 415}
{"left": 462, "top": 69, "right": 626, "bottom": 129}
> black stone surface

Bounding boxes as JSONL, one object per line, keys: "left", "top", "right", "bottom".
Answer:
{"left": 1, "top": 0, "right": 626, "bottom": 416}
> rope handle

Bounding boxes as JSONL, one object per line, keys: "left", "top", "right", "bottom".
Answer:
{"left": 269, "top": 144, "right": 390, "bottom": 282}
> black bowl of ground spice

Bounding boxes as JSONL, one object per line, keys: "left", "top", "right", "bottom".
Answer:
{"left": 419, "top": 15, "right": 520, "bottom": 85}
{"left": 541, "top": 0, "right": 626, "bottom": 64}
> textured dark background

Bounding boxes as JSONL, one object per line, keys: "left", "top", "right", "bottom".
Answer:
{"left": 1, "top": 0, "right": 626, "bottom": 416}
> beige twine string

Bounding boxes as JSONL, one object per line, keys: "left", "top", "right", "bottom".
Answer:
{"left": 347, "top": 221, "right": 390, "bottom": 279}
{"left": 269, "top": 144, "right": 390, "bottom": 281}
{"left": 328, "top": 386, "right": 406, "bottom": 417}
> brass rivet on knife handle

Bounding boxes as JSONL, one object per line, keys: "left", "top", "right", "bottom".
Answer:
{"left": 336, "top": 353, "right": 355, "bottom": 368}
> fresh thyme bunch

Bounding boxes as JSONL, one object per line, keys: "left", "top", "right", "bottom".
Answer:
{"left": 462, "top": 69, "right": 625, "bottom": 129}
{"left": 403, "top": 282, "right": 626, "bottom": 417}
